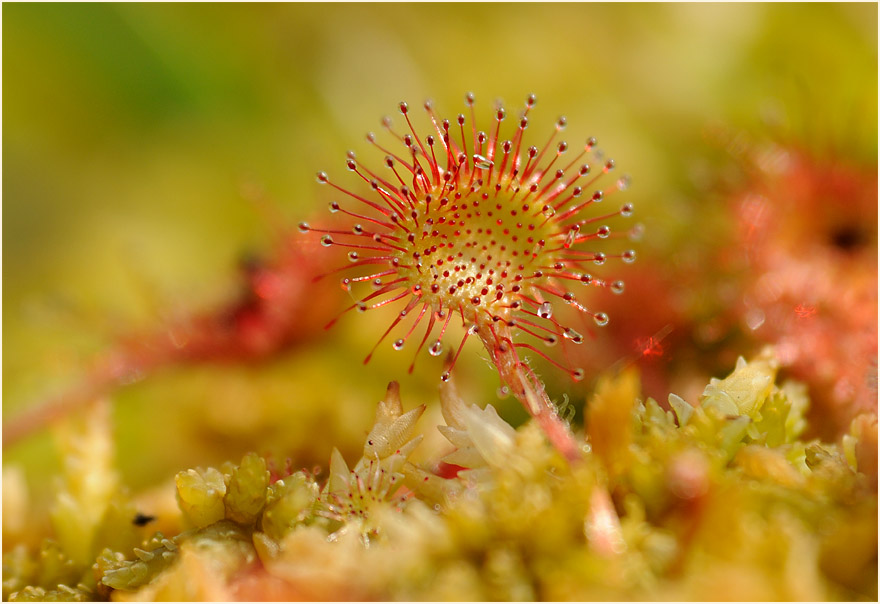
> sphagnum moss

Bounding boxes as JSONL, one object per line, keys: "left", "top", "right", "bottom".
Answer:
{"left": 4, "top": 350, "right": 877, "bottom": 601}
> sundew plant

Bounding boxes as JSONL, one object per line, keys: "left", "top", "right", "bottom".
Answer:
{"left": 3, "top": 3, "right": 877, "bottom": 602}
{"left": 304, "top": 93, "right": 637, "bottom": 460}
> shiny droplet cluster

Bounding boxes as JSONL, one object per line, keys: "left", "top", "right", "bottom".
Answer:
{"left": 305, "top": 93, "right": 638, "bottom": 379}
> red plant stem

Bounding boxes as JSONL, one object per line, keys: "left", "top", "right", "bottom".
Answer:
{"left": 2, "top": 348, "right": 159, "bottom": 447}
{"left": 475, "top": 320, "right": 582, "bottom": 462}
{"left": 3, "top": 239, "right": 342, "bottom": 449}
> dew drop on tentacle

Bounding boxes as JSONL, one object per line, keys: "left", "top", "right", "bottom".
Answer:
{"left": 620, "top": 203, "right": 634, "bottom": 217}
{"left": 572, "top": 368, "right": 585, "bottom": 382}
{"left": 348, "top": 251, "right": 359, "bottom": 262}
{"left": 610, "top": 280, "right": 625, "bottom": 294}
{"left": 622, "top": 249, "right": 637, "bottom": 263}
{"left": 321, "top": 235, "right": 334, "bottom": 247}
{"left": 298, "top": 222, "right": 310, "bottom": 233}
{"left": 564, "top": 226, "right": 580, "bottom": 248}
{"left": 392, "top": 339, "right": 405, "bottom": 351}
{"left": 593, "top": 252, "right": 606, "bottom": 266}
{"left": 474, "top": 155, "right": 493, "bottom": 169}
{"left": 538, "top": 302, "right": 553, "bottom": 319}
{"left": 593, "top": 312, "right": 609, "bottom": 327}
{"left": 497, "top": 385, "right": 510, "bottom": 399}
{"left": 563, "top": 327, "right": 584, "bottom": 343}
{"left": 597, "top": 225, "right": 611, "bottom": 239}
{"left": 429, "top": 340, "right": 444, "bottom": 357}
{"left": 341, "top": 278, "right": 352, "bottom": 292}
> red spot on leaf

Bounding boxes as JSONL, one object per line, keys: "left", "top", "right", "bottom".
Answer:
{"left": 636, "top": 336, "right": 665, "bottom": 358}
{"left": 794, "top": 303, "right": 817, "bottom": 319}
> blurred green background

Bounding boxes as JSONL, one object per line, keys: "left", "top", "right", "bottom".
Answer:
{"left": 4, "top": 3, "right": 877, "bottom": 501}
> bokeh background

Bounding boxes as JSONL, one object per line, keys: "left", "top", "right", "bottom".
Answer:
{"left": 4, "top": 3, "right": 877, "bottom": 506}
